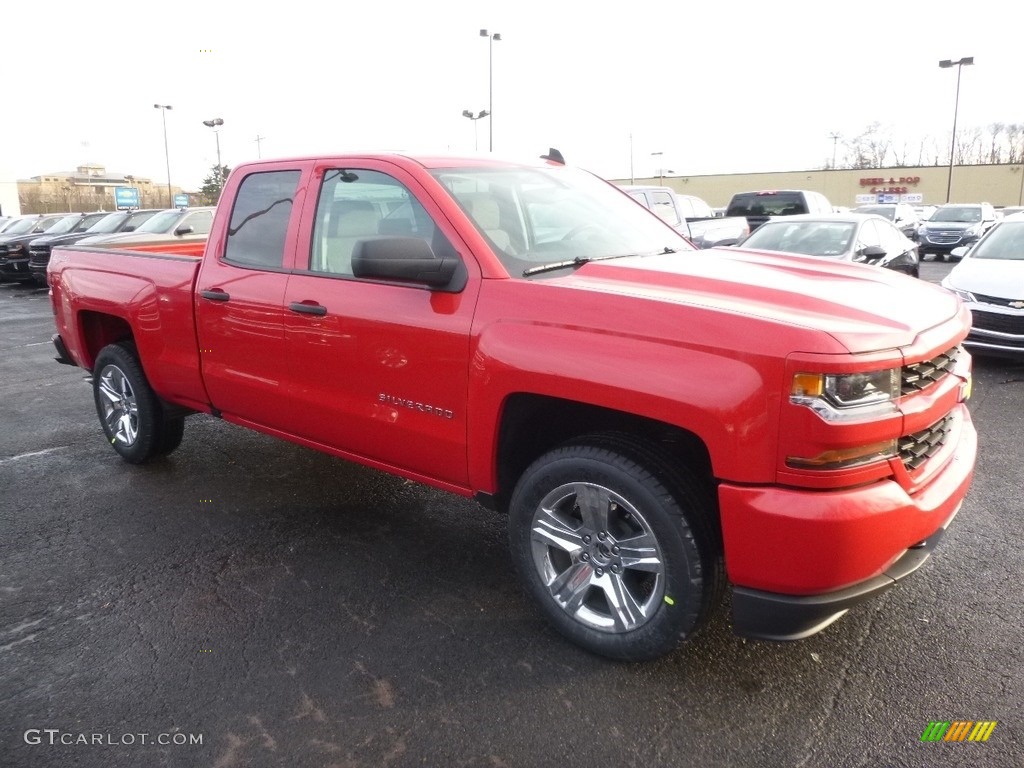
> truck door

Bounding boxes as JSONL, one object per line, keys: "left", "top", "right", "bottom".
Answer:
{"left": 195, "top": 167, "right": 304, "bottom": 430}
{"left": 281, "top": 162, "right": 479, "bottom": 487}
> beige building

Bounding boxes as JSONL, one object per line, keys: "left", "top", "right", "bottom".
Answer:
{"left": 17, "top": 164, "right": 185, "bottom": 214}
{"left": 616, "top": 162, "right": 1024, "bottom": 210}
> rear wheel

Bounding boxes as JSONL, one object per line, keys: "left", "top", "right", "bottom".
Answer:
{"left": 508, "top": 434, "right": 722, "bottom": 661}
{"left": 93, "top": 341, "right": 183, "bottom": 463}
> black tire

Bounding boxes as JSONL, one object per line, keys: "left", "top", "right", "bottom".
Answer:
{"left": 93, "top": 341, "right": 170, "bottom": 464}
{"left": 154, "top": 416, "right": 186, "bottom": 456}
{"left": 508, "top": 433, "right": 723, "bottom": 661}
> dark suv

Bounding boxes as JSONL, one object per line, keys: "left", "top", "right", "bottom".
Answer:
{"left": 917, "top": 203, "right": 996, "bottom": 261}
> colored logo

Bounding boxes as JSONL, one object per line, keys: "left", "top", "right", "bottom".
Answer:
{"left": 921, "top": 721, "right": 997, "bottom": 742}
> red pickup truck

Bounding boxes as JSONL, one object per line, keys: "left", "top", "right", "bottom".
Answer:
{"left": 48, "top": 153, "right": 977, "bottom": 661}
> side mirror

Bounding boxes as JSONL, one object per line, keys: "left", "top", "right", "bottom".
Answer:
{"left": 123, "top": 225, "right": 137, "bottom": 232}
{"left": 352, "top": 237, "right": 465, "bottom": 291}
{"left": 174, "top": 225, "right": 194, "bottom": 236}
{"left": 950, "top": 246, "right": 968, "bottom": 259}
{"left": 861, "top": 245, "right": 887, "bottom": 258}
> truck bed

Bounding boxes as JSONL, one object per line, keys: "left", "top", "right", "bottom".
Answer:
{"left": 48, "top": 242, "right": 210, "bottom": 412}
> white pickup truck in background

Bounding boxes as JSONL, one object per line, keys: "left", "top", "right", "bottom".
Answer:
{"left": 619, "top": 185, "right": 749, "bottom": 248}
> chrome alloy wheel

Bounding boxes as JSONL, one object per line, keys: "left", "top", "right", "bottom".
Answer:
{"left": 97, "top": 364, "right": 140, "bottom": 446}
{"left": 530, "top": 482, "right": 665, "bottom": 633}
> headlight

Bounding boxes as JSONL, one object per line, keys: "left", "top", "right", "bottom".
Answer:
{"left": 940, "top": 278, "right": 975, "bottom": 303}
{"left": 963, "top": 225, "right": 981, "bottom": 237}
{"left": 8, "top": 243, "right": 23, "bottom": 253}
{"left": 791, "top": 368, "right": 900, "bottom": 420}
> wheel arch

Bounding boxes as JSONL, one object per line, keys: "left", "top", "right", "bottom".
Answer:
{"left": 488, "top": 393, "right": 715, "bottom": 515}
{"left": 78, "top": 311, "right": 134, "bottom": 371}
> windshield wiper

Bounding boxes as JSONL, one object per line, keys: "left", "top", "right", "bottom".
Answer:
{"left": 522, "top": 247, "right": 677, "bottom": 277}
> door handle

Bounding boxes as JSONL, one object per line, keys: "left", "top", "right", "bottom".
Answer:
{"left": 200, "top": 289, "right": 230, "bottom": 302}
{"left": 289, "top": 301, "right": 327, "bottom": 316}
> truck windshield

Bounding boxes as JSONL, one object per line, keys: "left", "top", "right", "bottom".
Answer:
{"left": 43, "top": 215, "right": 85, "bottom": 236}
{"left": 431, "top": 165, "right": 694, "bottom": 278}
{"left": 86, "top": 213, "right": 130, "bottom": 234}
{"left": 3, "top": 218, "right": 43, "bottom": 235}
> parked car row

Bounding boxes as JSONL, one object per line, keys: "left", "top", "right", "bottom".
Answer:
{"left": 0, "top": 206, "right": 214, "bottom": 284}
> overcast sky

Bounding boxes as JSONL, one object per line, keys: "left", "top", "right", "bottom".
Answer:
{"left": 3, "top": 0, "right": 1021, "bottom": 190}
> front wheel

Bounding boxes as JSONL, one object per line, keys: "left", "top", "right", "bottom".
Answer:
{"left": 508, "top": 436, "right": 722, "bottom": 661}
{"left": 93, "top": 341, "right": 178, "bottom": 464}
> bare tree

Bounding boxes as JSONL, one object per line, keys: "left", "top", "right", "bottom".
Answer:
{"left": 1007, "top": 123, "right": 1024, "bottom": 164}
{"left": 843, "top": 122, "right": 892, "bottom": 169}
{"left": 987, "top": 123, "right": 1005, "bottom": 164}
{"left": 954, "top": 127, "right": 983, "bottom": 164}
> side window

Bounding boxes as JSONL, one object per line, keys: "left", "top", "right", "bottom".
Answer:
{"left": 309, "top": 168, "right": 453, "bottom": 277}
{"left": 184, "top": 210, "right": 213, "bottom": 235}
{"left": 223, "top": 170, "right": 301, "bottom": 268}
{"left": 649, "top": 191, "right": 680, "bottom": 226}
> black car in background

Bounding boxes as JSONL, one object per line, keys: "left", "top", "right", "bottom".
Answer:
{"left": 28, "top": 209, "right": 163, "bottom": 284}
{"left": 0, "top": 214, "right": 68, "bottom": 281}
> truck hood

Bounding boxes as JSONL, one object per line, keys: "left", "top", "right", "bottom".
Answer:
{"left": 561, "top": 247, "right": 961, "bottom": 352}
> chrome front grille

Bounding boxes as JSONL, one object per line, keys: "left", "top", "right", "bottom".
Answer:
{"left": 899, "top": 414, "right": 954, "bottom": 471}
{"left": 925, "top": 230, "right": 964, "bottom": 245}
{"left": 901, "top": 346, "right": 959, "bottom": 395}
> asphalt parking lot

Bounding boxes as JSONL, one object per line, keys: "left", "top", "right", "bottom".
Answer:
{"left": 1, "top": 261, "right": 1021, "bottom": 767}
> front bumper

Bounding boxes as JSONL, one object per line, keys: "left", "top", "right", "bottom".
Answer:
{"left": 0, "top": 256, "right": 31, "bottom": 278}
{"left": 732, "top": 524, "right": 949, "bottom": 640}
{"left": 719, "top": 403, "right": 976, "bottom": 640}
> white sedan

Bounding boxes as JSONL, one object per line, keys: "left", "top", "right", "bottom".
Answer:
{"left": 942, "top": 213, "right": 1024, "bottom": 358}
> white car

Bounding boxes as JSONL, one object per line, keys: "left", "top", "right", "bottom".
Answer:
{"left": 942, "top": 213, "right": 1024, "bottom": 358}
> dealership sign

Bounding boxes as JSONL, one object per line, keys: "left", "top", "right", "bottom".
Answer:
{"left": 859, "top": 176, "right": 922, "bottom": 194}
{"left": 114, "top": 187, "right": 140, "bottom": 210}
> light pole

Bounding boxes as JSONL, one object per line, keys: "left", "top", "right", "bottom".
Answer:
{"left": 828, "top": 132, "right": 841, "bottom": 168}
{"left": 254, "top": 135, "right": 265, "bottom": 159}
{"left": 153, "top": 104, "right": 173, "bottom": 207}
{"left": 479, "top": 29, "right": 501, "bottom": 151}
{"left": 202, "top": 118, "right": 224, "bottom": 173}
{"left": 651, "top": 152, "right": 673, "bottom": 185}
{"left": 461, "top": 109, "right": 489, "bottom": 151}
{"left": 939, "top": 56, "right": 974, "bottom": 203}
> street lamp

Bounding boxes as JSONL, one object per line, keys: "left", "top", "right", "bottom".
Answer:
{"left": 938, "top": 56, "right": 974, "bottom": 203}
{"left": 202, "top": 118, "right": 224, "bottom": 174}
{"left": 461, "top": 109, "right": 489, "bottom": 151}
{"left": 153, "top": 104, "right": 173, "bottom": 207}
{"left": 650, "top": 152, "right": 673, "bottom": 186}
{"left": 828, "top": 132, "right": 841, "bottom": 168}
{"left": 479, "top": 29, "right": 501, "bottom": 151}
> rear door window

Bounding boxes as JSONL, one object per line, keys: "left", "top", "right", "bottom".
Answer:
{"left": 224, "top": 171, "right": 301, "bottom": 268}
